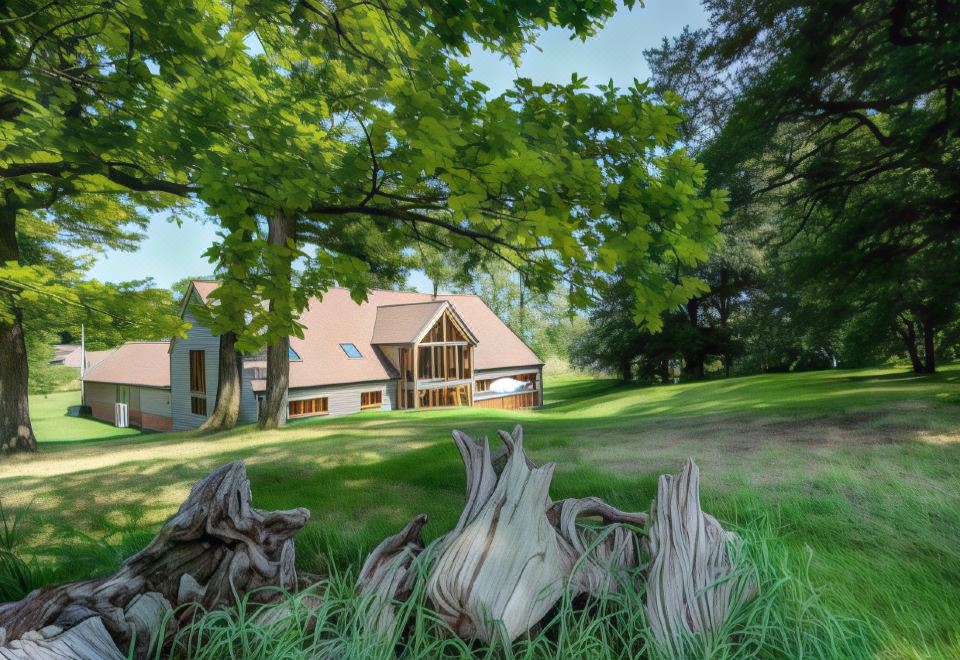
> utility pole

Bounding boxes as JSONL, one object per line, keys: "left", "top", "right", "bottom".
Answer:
{"left": 80, "top": 323, "right": 85, "bottom": 406}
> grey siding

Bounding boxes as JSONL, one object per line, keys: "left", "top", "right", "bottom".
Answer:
{"left": 383, "top": 380, "right": 398, "bottom": 410}
{"left": 170, "top": 308, "right": 220, "bottom": 431}
{"left": 140, "top": 387, "right": 171, "bottom": 416}
{"left": 238, "top": 357, "right": 266, "bottom": 425}
{"left": 84, "top": 382, "right": 115, "bottom": 406}
{"left": 288, "top": 380, "right": 393, "bottom": 418}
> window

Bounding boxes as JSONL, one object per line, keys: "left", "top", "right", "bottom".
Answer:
{"left": 361, "top": 390, "right": 383, "bottom": 410}
{"left": 189, "top": 350, "right": 207, "bottom": 416}
{"left": 117, "top": 385, "right": 130, "bottom": 405}
{"left": 475, "top": 379, "right": 492, "bottom": 393}
{"left": 288, "top": 347, "right": 302, "bottom": 361}
{"left": 339, "top": 343, "right": 362, "bottom": 359}
{"left": 288, "top": 397, "right": 328, "bottom": 418}
{"left": 191, "top": 396, "right": 207, "bottom": 416}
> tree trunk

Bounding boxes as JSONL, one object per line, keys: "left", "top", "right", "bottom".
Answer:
{"left": 922, "top": 318, "right": 936, "bottom": 373}
{"left": 259, "top": 211, "right": 295, "bottom": 430}
{"left": 199, "top": 331, "right": 240, "bottom": 432}
{"left": 894, "top": 317, "right": 923, "bottom": 373}
{"left": 0, "top": 462, "right": 309, "bottom": 658}
{"left": 0, "top": 205, "right": 36, "bottom": 453}
{"left": 620, "top": 359, "right": 633, "bottom": 382}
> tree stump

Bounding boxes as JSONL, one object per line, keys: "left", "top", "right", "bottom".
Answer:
{"left": 359, "top": 426, "right": 650, "bottom": 644}
{"left": 0, "top": 462, "right": 310, "bottom": 658}
{"left": 644, "top": 458, "right": 756, "bottom": 653}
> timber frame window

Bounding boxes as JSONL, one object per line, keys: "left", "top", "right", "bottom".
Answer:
{"left": 189, "top": 350, "right": 207, "bottom": 416}
{"left": 360, "top": 390, "right": 382, "bottom": 410}
{"left": 289, "top": 397, "right": 328, "bottom": 418}
{"left": 397, "top": 309, "right": 476, "bottom": 410}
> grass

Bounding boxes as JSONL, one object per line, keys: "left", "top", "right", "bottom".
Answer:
{"left": 5, "top": 364, "right": 960, "bottom": 657}
{"left": 30, "top": 389, "right": 142, "bottom": 444}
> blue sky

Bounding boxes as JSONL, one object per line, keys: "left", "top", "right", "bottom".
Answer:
{"left": 85, "top": 0, "right": 707, "bottom": 291}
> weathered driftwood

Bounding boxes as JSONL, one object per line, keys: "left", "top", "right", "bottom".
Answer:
{"left": 0, "top": 462, "right": 309, "bottom": 659}
{"left": 359, "top": 426, "right": 650, "bottom": 644}
{"left": 355, "top": 514, "right": 427, "bottom": 633}
{"left": 427, "top": 427, "right": 569, "bottom": 643}
{"left": 644, "top": 458, "right": 756, "bottom": 653}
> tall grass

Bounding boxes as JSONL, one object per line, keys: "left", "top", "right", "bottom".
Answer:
{"left": 160, "top": 516, "right": 879, "bottom": 659}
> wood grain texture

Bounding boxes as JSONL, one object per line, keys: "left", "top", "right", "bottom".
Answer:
{"left": 0, "top": 462, "right": 309, "bottom": 658}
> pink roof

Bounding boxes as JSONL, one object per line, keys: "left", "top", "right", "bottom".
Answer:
{"left": 52, "top": 344, "right": 82, "bottom": 367}
{"left": 82, "top": 341, "right": 171, "bottom": 388}
{"left": 287, "top": 288, "right": 542, "bottom": 388}
{"left": 192, "top": 280, "right": 219, "bottom": 304}
{"left": 84, "top": 349, "right": 115, "bottom": 370}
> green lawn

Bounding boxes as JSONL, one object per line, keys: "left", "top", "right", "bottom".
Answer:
{"left": 7, "top": 365, "right": 960, "bottom": 657}
{"left": 30, "top": 390, "right": 142, "bottom": 444}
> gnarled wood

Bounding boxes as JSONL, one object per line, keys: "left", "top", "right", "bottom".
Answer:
{"left": 0, "top": 462, "right": 310, "bottom": 658}
{"left": 549, "top": 496, "right": 647, "bottom": 597}
{"left": 644, "top": 458, "right": 756, "bottom": 653}
{"left": 356, "top": 514, "right": 428, "bottom": 632}
{"left": 426, "top": 427, "right": 566, "bottom": 643}
{"left": 360, "top": 426, "right": 650, "bottom": 644}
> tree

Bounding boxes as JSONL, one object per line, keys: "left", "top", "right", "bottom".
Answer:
{"left": 658, "top": 0, "right": 960, "bottom": 371}
{"left": 5, "top": 1, "right": 727, "bottom": 437}
{"left": 175, "top": 1, "right": 726, "bottom": 428}
{"left": 0, "top": 0, "right": 226, "bottom": 450}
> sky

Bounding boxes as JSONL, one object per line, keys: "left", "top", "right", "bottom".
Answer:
{"left": 84, "top": 0, "right": 708, "bottom": 292}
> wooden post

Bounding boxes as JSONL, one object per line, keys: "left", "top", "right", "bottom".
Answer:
{"left": 412, "top": 343, "right": 419, "bottom": 409}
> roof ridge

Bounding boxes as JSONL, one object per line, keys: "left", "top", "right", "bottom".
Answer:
{"left": 375, "top": 300, "right": 446, "bottom": 309}
{"left": 187, "top": 280, "right": 465, "bottom": 298}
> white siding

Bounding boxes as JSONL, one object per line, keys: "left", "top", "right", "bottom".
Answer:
{"left": 475, "top": 366, "right": 541, "bottom": 380}
{"left": 288, "top": 380, "right": 394, "bottom": 418}
{"left": 170, "top": 308, "right": 220, "bottom": 431}
{"left": 140, "top": 387, "right": 171, "bottom": 416}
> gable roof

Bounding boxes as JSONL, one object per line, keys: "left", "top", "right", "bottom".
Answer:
{"left": 51, "top": 344, "right": 82, "bottom": 367}
{"left": 84, "top": 349, "right": 115, "bottom": 370}
{"left": 371, "top": 301, "right": 478, "bottom": 345}
{"left": 181, "top": 281, "right": 543, "bottom": 389}
{"left": 82, "top": 342, "right": 171, "bottom": 388}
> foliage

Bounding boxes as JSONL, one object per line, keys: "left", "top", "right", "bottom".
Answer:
{"left": 640, "top": 0, "right": 960, "bottom": 374}
{"left": 25, "top": 335, "right": 76, "bottom": 396}
{"left": 155, "top": 0, "right": 726, "bottom": 354}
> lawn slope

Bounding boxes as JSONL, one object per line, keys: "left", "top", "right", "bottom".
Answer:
{"left": 4, "top": 364, "right": 960, "bottom": 657}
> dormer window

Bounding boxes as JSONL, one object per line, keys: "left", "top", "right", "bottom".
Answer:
{"left": 339, "top": 343, "right": 362, "bottom": 359}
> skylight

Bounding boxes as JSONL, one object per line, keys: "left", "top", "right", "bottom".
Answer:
{"left": 339, "top": 343, "right": 362, "bottom": 359}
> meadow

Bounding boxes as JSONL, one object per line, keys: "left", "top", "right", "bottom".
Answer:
{"left": 3, "top": 365, "right": 960, "bottom": 657}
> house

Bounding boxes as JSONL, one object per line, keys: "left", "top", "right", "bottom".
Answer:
{"left": 81, "top": 280, "right": 543, "bottom": 431}
{"left": 50, "top": 344, "right": 82, "bottom": 367}
{"left": 81, "top": 341, "right": 173, "bottom": 431}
